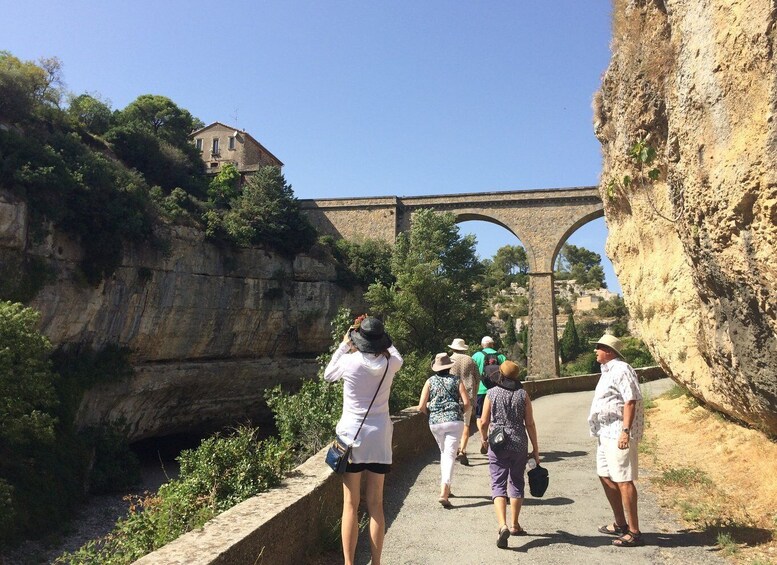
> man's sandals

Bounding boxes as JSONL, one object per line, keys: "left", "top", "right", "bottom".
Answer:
{"left": 598, "top": 523, "right": 628, "bottom": 536}
{"left": 612, "top": 530, "right": 644, "bottom": 547}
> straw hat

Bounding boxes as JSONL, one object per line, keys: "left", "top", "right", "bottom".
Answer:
{"left": 447, "top": 338, "right": 469, "bottom": 351}
{"left": 499, "top": 360, "right": 522, "bottom": 381}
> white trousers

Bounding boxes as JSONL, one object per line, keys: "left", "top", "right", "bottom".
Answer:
{"left": 430, "top": 420, "right": 466, "bottom": 486}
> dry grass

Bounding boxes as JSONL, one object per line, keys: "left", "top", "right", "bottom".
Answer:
{"left": 643, "top": 386, "right": 777, "bottom": 564}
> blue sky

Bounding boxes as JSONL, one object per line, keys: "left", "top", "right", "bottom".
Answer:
{"left": 4, "top": 1, "right": 618, "bottom": 291}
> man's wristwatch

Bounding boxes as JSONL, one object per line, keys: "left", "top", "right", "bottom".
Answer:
{"left": 622, "top": 427, "right": 630, "bottom": 434}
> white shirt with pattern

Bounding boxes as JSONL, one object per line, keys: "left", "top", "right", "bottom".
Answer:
{"left": 588, "top": 358, "right": 644, "bottom": 441}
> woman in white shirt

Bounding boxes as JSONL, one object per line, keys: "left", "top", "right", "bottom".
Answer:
{"left": 324, "top": 317, "right": 403, "bottom": 565}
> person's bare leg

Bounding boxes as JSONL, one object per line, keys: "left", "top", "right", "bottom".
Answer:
{"left": 364, "top": 471, "right": 386, "bottom": 565}
{"left": 509, "top": 497, "right": 524, "bottom": 531}
{"left": 599, "top": 476, "right": 627, "bottom": 527}
{"left": 459, "top": 422, "right": 470, "bottom": 454}
{"left": 617, "top": 481, "right": 639, "bottom": 532}
{"left": 341, "top": 472, "right": 362, "bottom": 565}
{"left": 493, "top": 496, "right": 507, "bottom": 528}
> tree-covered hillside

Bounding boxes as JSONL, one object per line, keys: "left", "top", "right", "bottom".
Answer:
{"left": 0, "top": 51, "right": 315, "bottom": 293}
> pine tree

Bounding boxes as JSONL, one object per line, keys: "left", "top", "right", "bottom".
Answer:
{"left": 559, "top": 313, "right": 580, "bottom": 362}
{"left": 504, "top": 316, "right": 518, "bottom": 348}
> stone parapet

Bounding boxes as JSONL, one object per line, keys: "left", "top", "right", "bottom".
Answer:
{"left": 133, "top": 407, "right": 436, "bottom": 565}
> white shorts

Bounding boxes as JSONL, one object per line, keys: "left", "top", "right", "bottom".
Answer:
{"left": 596, "top": 436, "right": 638, "bottom": 482}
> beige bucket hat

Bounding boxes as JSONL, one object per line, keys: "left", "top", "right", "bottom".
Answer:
{"left": 593, "top": 334, "right": 624, "bottom": 359}
{"left": 431, "top": 352, "right": 455, "bottom": 371}
{"left": 447, "top": 338, "right": 469, "bottom": 351}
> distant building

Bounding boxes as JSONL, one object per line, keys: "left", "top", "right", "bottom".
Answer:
{"left": 575, "top": 294, "right": 603, "bottom": 311}
{"left": 190, "top": 122, "right": 283, "bottom": 178}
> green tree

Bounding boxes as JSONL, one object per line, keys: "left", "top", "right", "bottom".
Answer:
{"left": 365, "top": 209, "right": 488, "bottom": 354}
{"left": 106, "top": 122, "right": 207, "bottom": 197}
{"left": 504, "top": 316, "right": 518, "bottom": 348}
{"left": 489, "top": 244, "right": 529, "bottom": 288}
{"left": 115, "top": 94, "right": 202, "bottom": 146}
{"left": 0, "top": 302, "right": 58, "bottom": 541}
{"left": 555, "top": 243, "right": 606, "bottom": 288}
{"left": 318, "top": 237, "right": 394, "bottom": 289}
{"left": 67, "top": 93, "right": 113, "bottom": 135}
{"left": 109, "top": 94, "right": 207, "bottom": 197}
{"left": 559, "top": 313, "right": 581, "bottom": 362}
{"left": 207, "top": 162, "right": 241, "bottom": 209}
{"left": 0, "top": 51, "right": 63, "bottom": 123}
{"left": 211, "top": 166, "right": 317, "bottom": 256}
{"left": 596, "top": 295, "right": 628, "bottom": 318}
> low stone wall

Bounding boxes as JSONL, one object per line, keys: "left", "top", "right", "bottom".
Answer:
{"left": 133, "top": 408, "right": 436, "bottom": 565}
{"left": 134, "top": 366, "right": 667, "bottom": 564}
{"left": 524, "top": 365, "right": 667, "bottom": 400}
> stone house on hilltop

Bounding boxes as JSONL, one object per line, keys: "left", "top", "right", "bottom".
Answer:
{"left": 190, "top": 122, "right": 283, "bottom": 179}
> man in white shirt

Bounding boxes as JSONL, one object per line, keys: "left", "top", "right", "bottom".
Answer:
{"left": 588, "top": 334, "right": 645, "bottom": 547}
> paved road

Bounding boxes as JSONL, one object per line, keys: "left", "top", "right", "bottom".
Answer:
{"left": 354, "top": 379, "right": 729, "bottom": 564}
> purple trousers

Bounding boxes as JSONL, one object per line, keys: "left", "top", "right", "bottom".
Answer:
{"left": 487, "top": 448, "right": 527, "bottom": 499}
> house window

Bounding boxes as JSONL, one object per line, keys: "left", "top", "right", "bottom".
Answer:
{"left": 212, "top": 138, "right": 220, "bottom": 155}
{"left": 195, "top": 138, "right": 202, "bottom": 150}
{"left": 228, "top": 136, "right": 236, "bottom": 150}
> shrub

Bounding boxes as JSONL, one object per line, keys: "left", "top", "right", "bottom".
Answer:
{"left": 317, "top": 236, "right": 394, "bottom": 289}
{"left": 560, "top": 351, "right": 599, "bottom": 376}
{"left": 55, "top": 429, "right": 293, "bottom": 564}
{"left": 0, "top": 302, "right": 62, "bottom": 545}
{"left": 265, "top": 379, "right": 342, "bottom": 463}
{"left": 82, "top": 422, "right": 141, "bottom": 495}
{"left": 208, "top": 166, "right": 317, "bottom": 256}
{"left": 389, "top": 350, "right": 430, "bottom": 414}
{"left": 621, "top": 336, "right": 655, "bottom": 367}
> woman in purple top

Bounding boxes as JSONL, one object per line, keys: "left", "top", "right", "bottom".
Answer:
{"left": 479, "top": 360, "right": 540, "bottom": 549}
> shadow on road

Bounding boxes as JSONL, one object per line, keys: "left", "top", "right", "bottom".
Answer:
{"left": 499, "top": 528, "right": 724, "bottom": 554}
{"left": 541, "top": 449, "right": 588, "bottom": 463}
{"left": 523, "top": 496, "right": 574, "bottom": 507}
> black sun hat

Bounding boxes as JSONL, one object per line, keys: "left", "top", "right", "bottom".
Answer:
{"left": 349, "top": 317, "right": 392, "bottom": 354}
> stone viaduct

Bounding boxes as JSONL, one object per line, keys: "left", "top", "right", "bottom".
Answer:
{"left": 300, "top": 186, "right": 604, "bottom": 378}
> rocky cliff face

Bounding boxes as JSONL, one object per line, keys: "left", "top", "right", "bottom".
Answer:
{"left": 596, "top": 0, "right": 777, "bottom": 434}
{"left": 0, "top": 192, "right": 363, "bottom": 440}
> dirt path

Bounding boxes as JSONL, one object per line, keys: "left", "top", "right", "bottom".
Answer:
{"left": 358, "top": 378, "right": 729, "bottom": 564}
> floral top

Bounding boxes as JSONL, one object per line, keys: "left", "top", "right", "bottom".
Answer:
{"left": 427, "top": 374, "right": 463, "bottom": 425}
{"left": 588, "top": 358, "right": 644, "bottom": 441}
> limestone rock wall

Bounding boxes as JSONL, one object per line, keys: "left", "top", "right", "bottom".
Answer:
{"left": 0, "top": 194, "right": 364, "bottom": 440}
{"left": 596, "top": 0, "right": 777, "bottom": 434}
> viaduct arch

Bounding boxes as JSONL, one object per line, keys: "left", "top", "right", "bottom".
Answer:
{"left": 300, "top": 186, "right": 604, "bottom": 378}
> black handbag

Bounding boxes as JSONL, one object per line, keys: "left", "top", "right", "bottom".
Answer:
{"left": 528, "top": 463, "right": 549, "bottom": 497}
{"left": 488, "top": 425, "right": 507, "bottom": 450}
{"left": 325, "top": 357, "right": 390, "bottom": 474}
{"left": 325, "top": 436, "right": 352, "bottom": 474}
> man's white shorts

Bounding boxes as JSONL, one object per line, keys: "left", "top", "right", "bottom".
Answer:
{"left": 596, "top": 436, "right": 638, "bottom": 482}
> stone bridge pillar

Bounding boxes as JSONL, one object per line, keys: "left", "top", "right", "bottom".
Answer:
{"left": 527, "top": 271, "right": 559, "bottom": 379}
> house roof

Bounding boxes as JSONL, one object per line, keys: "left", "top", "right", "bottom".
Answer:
{"left": 190, "top": 121, "right": 284, "bottom": 166}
